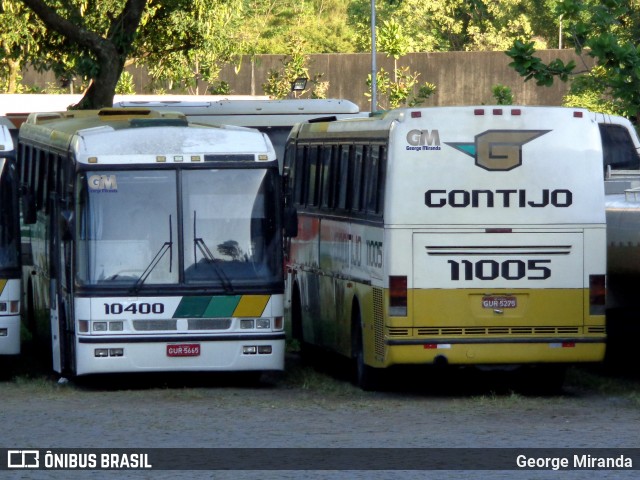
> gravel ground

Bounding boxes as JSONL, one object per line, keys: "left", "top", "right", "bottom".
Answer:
{"left": 0, "top": 352, "right": 638, "bottom": 480}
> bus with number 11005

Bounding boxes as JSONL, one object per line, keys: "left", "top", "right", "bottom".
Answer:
{"left": 283, "top": 106, "right": 607, "bottom": 390}
{"left": 19, "top": 108, "right": 287, "bottom": 377}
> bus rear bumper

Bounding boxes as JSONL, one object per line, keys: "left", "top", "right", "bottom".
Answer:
{"left": 0, "top": 315, "right": 21, "bottom": 355}
{"left": 383, "top": 338, "right": 606, "bottom": 367}
{"left": 74, "top": 336, "right": 285, "bottom": 376}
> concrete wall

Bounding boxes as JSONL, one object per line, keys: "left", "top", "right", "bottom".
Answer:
{"left": 21, "top": 50, "right": 589, "bottom": 111}
{"left": 218, "top": 50, "right": 589, "bottom": 111}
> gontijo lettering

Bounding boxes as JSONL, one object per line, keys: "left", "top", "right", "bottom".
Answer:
{"left": 425, "top": 189, "right": 573, "bottom": 208}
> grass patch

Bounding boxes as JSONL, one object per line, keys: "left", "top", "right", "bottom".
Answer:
{"left": 567, "top": 366, "right": 640, "bottom": 397}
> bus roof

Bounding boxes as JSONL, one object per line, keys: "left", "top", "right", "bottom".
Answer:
{"left": 113, "top": 98, "right": 360, "bottom": 115}
{"left": 292, "top": 105, "right": 595, "bottom": 138}
{"left": 111, "top": 98, "right": 362, "bottom": 127}
{"left": 19, "top": 108, "right": 276, "bottom": 164}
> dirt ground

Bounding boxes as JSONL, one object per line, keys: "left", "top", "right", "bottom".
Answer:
{"left": 1, "top": 351, "right": 639, "bottom": 480}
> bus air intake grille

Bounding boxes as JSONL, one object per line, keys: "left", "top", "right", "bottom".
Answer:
{"left": 388, "top": 328, "right": 409, "bottom": 336}
{"left": 133, "top": 320, "right": 177, "bottom": 331}
{"left": 188, "top": 318, "right": 232, "bottom": 330}
{"left": 486, "top": 327, "right": 509, "bottom": 334}
{"left": 415, "top": 326, "right": 581, "bottom": 336}
{"left": 588, "top": 326, "right": 606, "bottom": 334}
{"left": 373, "top": 288, "right": 385, "bottom": 357}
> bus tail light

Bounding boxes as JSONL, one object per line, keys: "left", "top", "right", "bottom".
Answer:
{"left": 389, "top": 275, "right": 407, "bottom": 316}
{"left": 589, "top": 274, "right": 606, "bottom": 315}
{"left": 0, "top": 301, "right": 19, "bottom": 313}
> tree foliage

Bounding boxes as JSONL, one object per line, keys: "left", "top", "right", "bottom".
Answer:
{"left": 506, "top": 0, "right": 640, "bottom": 121}
{"left": 6, "top": 0, "right": 640, "bottom": 117}
{"left": 349, "top": 0, "right": 548, "bottom": 53}
{"left": 14, "top": 0, "right": 147, "bottom": 108}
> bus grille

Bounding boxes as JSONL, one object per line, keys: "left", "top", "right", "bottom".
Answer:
{"left": 415, "top": 326, "right": 581, "bottom": 336}
{"left": 132, "top": 319, "right": 232, "bottom": 331}
{"left": 373, "top": 288, "right": 385, "bottom": 358}
{"left": 188, "top": 319, "right": 232, "bottom": 330}
{"left": 133, "top": 320, "right": 177, "bottom": 331}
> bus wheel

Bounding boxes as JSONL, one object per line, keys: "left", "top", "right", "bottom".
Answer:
{"left": 352, "top": 304, "right": 382, "bottom": 391}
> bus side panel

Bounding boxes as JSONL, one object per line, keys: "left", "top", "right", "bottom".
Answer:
{"left": 0, "top": 279, "right": 21, "bottom": 355}
{"left": 292, "top": 216, "right": 322, "bottom": 345}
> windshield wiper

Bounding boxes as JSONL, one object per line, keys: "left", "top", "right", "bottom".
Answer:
{"left": 193, "top": 210, "right": 234, "bottom": 293}
{"left": 129, "top": 215, "right": 173, "bottom": 294}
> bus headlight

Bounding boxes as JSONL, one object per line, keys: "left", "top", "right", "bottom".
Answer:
{"left": 109, "top": 321, "right": 124, "bottom": 331}
{"left": 93, "top": 322, "right": 108, "bottom": 332}
{"left": 240, "top": 319, "right": 254, "bottom": 329}
{"left": 256, "top": 318, "right": 270, "bottom": 329}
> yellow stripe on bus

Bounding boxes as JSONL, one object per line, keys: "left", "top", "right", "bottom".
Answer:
{"left": 233, "top": 295, "right": 270, "bottom": 317}
{"left": 0, "top": 279, "right": 6, "bottom": 295}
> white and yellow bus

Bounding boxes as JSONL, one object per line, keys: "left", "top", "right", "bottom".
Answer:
{"left": 283, "top": 106, "right": 607, "bottom": 390}
{"left": 19, "top": 108, "right": 286, "bottom": 376}
{"left": 0, "top": 123, "right": 21, "bottom": 355}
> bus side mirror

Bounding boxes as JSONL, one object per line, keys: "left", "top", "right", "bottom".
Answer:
{"left": 283, "top": 206, "right": 298, "bottom": 238}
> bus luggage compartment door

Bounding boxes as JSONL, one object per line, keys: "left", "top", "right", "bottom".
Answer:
{"left": 412, "top": 231, "right": 585, "bottom": 328}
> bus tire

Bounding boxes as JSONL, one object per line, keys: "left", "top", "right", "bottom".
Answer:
{"left": 352, "top": 302, "right": 382, "bottom": 391}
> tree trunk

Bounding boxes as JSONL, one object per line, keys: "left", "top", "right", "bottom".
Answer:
{"left": 74, "top": 46, "right": 124, "bottom": 109}
{"left": 7, "top": 58, "right": 20, "bottom": 94}
{"left": 20, "top": 0, "right": 147, "bottom": 110}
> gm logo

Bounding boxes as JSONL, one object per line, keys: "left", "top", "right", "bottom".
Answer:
{"left": 88, "top": 174, "right": 118, "bottom": 191}
{"left": 446, "top": 130, "right": 550, "bottom": 171}
{"left": 7, "top": 450, "right": 39, "bottom": 468}
{"left": 407, "top": 129, "right": 440, "bottom": 147}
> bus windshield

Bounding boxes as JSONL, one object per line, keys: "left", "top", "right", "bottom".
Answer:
{"left": 0, "top": 158, "right": 19, "bottom": 270}
{"left": 76, "top": 168, "right": 280, "bottom": 289}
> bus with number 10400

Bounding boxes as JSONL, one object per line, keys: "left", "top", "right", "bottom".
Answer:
{"left": 19, "top": 108, "right": 287, "bottom": 377}
{"left": 283, "top": 106, "right": 607, "bottom": 390}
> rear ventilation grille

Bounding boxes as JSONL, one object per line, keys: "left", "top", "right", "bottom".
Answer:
{"left": 415, "top": 326, "right": 581, "bottom": 336}
{"left": 373, "top": 288, "right": 385, "bottom": 357}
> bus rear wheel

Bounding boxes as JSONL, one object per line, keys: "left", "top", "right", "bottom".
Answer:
{"left": 352, "top": 304, "right": 382, "bottom": 391}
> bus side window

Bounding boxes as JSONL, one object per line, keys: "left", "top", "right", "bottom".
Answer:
{"left": 337, "top": 145, "right": 352, "bottom": 211}
{"left": 600, "top": 124, "right": 640, "bottom": 171}
{"left": 320, "top": 145, "right": 335, "bottom": 209}
{"left": 306, "top": 145, "right": 320, "bottom": 207}
{"left": 21, "top": 144, "right": 37, "bottom": 225}
{"left": 293, "top": 145, "right": 306, "bottom": 206}
{"left": 365, "top": 145, "right": 383, "bottom": 216}
{"left": 352, "top": 145, "right": 365, "bottom": 212}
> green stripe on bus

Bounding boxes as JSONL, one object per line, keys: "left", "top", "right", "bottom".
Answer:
{"left": 173, "top": 295, "right": 241, "bottom": 318}
{"left": 202, "top": 296, "right": 242, "bottom": 318}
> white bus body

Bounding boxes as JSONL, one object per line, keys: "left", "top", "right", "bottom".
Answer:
{"left": 284, "top": 106, "right": 607, "bottom": 389}
{"left": 112, "top": 98, "right": 363, "bottom": 166}
{"left": 19, "top": 109, "right": 285, "bottom": 376}
{"left": 0, "top": 125, "right": 21, "bottom": 355}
